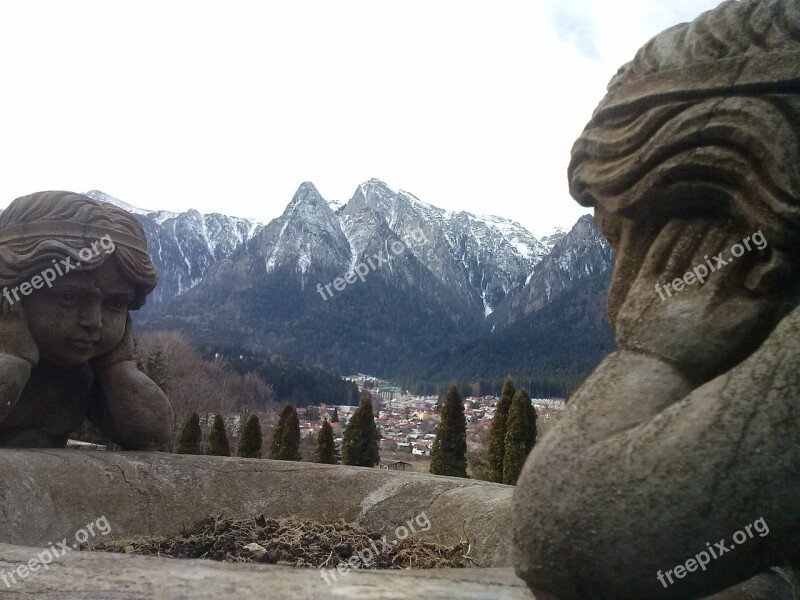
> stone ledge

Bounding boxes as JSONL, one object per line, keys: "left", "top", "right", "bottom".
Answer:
{"left": 0, "top": 450, "right": 513, "bottom": 567}
{"left": 0, "top": 543, "right": 533, "bottom": 600}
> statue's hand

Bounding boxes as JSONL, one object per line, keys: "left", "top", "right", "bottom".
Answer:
{"left": 0, "top": 299, "right": 39, "bottom": 365}
{"left": 90, "top": 313, "right": 135, "bottom": 373}
{"left": 615, "top": 219, "right": 784, "bottom": 382}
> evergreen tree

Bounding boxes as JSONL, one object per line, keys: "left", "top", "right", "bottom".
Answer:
{"left": 487, "top": 378, "right": 515, "bottom": 482}
{"left": 270, "top": 406, "right": 286, "bottom": 459}
{"left": 306, "top": 406, "right": 320, "bottom": 421}
{"left": 174, "top": 412, "right": 203, "bottom": 454}
{"left": 330, "top": 407, "right": 339, "bottom": 423}
{"left": 315, "top": 420, "right": 337, "bottom": 464}
{"left": 204, "top": 415, "right": 230, "bottom": 456}
{"left": 237, "top": 413, "right": 263, "bottom": 458}
{"left": 502, "top": 389, "right": 538, "bottom": 485}
{"left": 430, "top": 384, "right": 468, "bottom": 478}
{"left": 341, "top": 392, "right": 380, "bottom": 467}
{"left": 141, "top": 346, "right": 168, "bottom": 393}
{"left": 269, "top": 403, "right": 301, "bottom": 461}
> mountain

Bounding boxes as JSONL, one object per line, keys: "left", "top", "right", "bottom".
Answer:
{"left": 0, "top": 183, "right": 616, "bottom": 391}
{"left": 84, "top": 190, "right": 264, "bottom": 308}
{"left": 84, "top": 190, "right": 154, "bottom": 215}
{"left": 130, "top": 180, "right": 614, "bottom": 386}
{"left": 336, "top": 179, "right": 547, "bottom": 316}
{"left": 490, "top": 215, "right": 614, "bottom": 328}
{"left": 539, "top": 227, "right": 568, "bottom": 252}
{"left": 139, "top": 180, "right": 511, "bottom": 375}
{"left": 401, "top": 270, "right": 616, "bottom": 397}
{"left": 88, "top": 182, "right": 551, "bottom": 320}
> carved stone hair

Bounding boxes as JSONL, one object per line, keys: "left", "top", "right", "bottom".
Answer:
{"left": 0, "top": 191, "right": 158, "bottom": 309}
{"left": 569, "top": 0, "right": 800, "bottom": 252}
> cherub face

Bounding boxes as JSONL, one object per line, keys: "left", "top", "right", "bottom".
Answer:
{"left": 22, "top": 259, "right": 134, "bottom": 366}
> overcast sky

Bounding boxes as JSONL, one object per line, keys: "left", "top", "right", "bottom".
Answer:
{"left": 0, "top": 0, "right": 722, "bottom": 237}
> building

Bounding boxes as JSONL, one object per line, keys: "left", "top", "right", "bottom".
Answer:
{"left": 531, "top": 398, "right": 566, "bottom": 439}
{"left": 378, "top": 460, "right": 412, "bottom": 471}
{"left": 412, "top": 443, "right": 431, "bottom": 457}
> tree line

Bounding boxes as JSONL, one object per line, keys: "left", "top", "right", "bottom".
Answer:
{"left": 120, "top": 344, "right": 541, "bottom": 485}
{"left": 201, "top": 344, "right": 360, "bottom": 408}
{"left": 172, "top": 392, "right": 383, "bottom": 467}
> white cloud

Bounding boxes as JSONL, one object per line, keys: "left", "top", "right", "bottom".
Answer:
{"left": 0, "top": 0, "right": 724, "bottom": 237}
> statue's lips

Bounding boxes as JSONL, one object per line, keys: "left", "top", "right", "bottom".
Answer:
{"left": 68, "top": 338, "right": 99, "bottom": 350}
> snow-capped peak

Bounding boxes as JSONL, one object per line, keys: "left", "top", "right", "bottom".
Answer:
{"left": 327, "top": 199, "right": 345, "bottom": 211}
{"left": 540, "top": 226, "right": 569, "bottom": 252}
{"left": 84, "top": 190, "right": 153, "bottom": 215}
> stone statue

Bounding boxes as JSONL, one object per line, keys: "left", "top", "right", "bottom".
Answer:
{"left": 513, "top": 0, "right": 800, "bottom": 598}
{"left": 0, "top": 191, "right": 173, "bottom": 449}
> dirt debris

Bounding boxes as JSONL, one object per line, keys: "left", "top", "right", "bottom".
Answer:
{"left": 88, "top": 514, "right": 474, "bottom": 570}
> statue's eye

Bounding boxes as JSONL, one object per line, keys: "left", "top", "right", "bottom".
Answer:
{"left": 56, "top": 292, "right": 81, "bottom": 305}
{"left": 105, "top": 298, "right": 129, "bottom": 312}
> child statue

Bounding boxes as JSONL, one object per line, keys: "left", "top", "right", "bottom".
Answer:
{"left": 513, "top": 0, "right": 800, "bottom": 598}
{"left": 0, "top": 191, "right": 173, "bottom": 449}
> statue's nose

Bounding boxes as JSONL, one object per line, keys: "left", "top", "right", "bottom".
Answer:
{"left": 78, "top": 301, "right": 103, "bottom": 331}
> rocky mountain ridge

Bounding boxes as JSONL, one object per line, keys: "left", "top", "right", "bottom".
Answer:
{"left": 0, "top": 183, "right": 616, "bottom": 387}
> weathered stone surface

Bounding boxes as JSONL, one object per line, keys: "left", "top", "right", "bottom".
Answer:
{"left": 0, "top": 191, "right": 172, "bottom": 450}
{"left": 0, "top": 543, "right": 532, "bottom": 600}
{"left": 0, "top": 449, "right": 513, "bottom": 567}
{"left": 513, "top": 0, "right": 800, "bottom": 598}
{"left": 704, "top": 570, "right": 794, "bottom": 600}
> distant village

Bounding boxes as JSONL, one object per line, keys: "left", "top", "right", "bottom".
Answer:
{"left": 69, "top": 372, "right": 567, "bottom": 469}
{"left": 270, "top": 374, "right": 566, "bottom": 472}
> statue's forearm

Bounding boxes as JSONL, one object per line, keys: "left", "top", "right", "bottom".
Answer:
{"left": 92, "top": 361, "right": 174, "bottom": 450}
{"left": 515, "top": 310, "right": 800, "bottom": 599}
{"left": 0, "top": 354, "right": 32, "bottom": 422}
{"left": 551, "top": 350, "right": 695, "bottom": 450}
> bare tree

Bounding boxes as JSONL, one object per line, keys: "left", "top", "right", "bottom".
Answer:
{"left": 134, "top": 331, "right": 277, "bottom": 450}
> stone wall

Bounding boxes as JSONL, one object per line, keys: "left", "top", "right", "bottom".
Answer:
{"left": 0, "top": 449, "right": 513, "bottom": 567}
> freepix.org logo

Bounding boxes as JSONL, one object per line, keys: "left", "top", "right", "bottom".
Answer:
{"left": 0, "top": 516, "right": 112, "bottom": 589}
{"left": 656, "top": 517, "right": 769, "bottom": 589}
{"left": 654, "top": 230, "right": 768, "bottom": 301}
{"left": 316, "top": 228, "right": 428, "bottom": 301}
{"left": 319, "top": 511, "right": 432, "bottom": 584}
{"left": 2, "top": 235, "right": 116, "bottom": 306}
